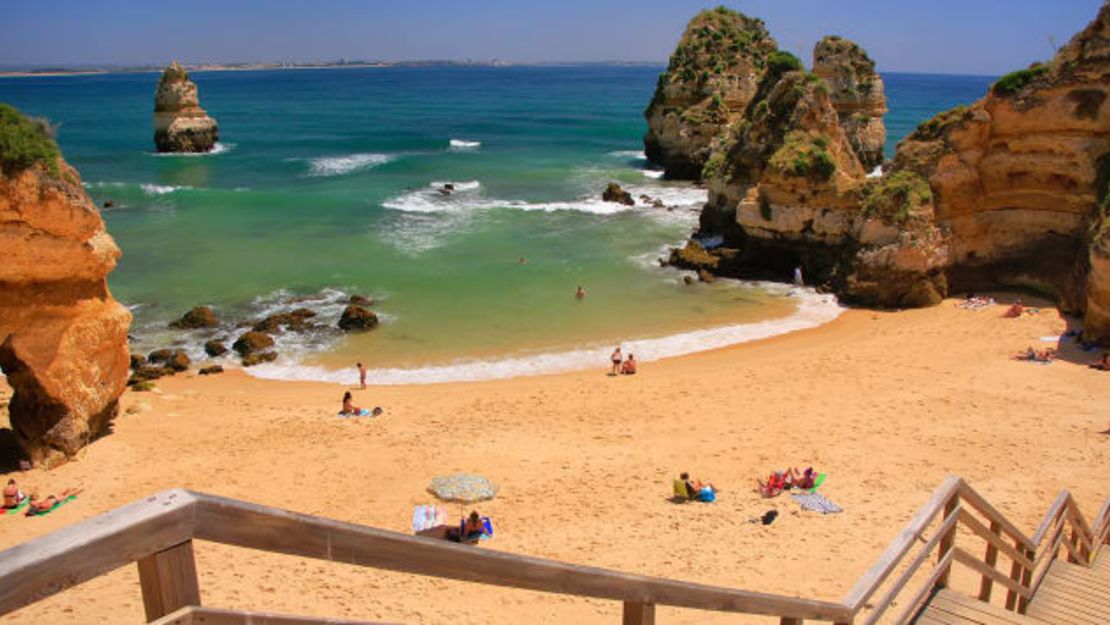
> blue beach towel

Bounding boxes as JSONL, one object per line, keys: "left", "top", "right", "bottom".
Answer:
{"left": 791, "top": 492, "right": 842, "bottom": 514}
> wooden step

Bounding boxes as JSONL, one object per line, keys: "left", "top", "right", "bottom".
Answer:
{"left": 915, "top": 589, "right": 1050, "bottom": 625}
{"left": 1024, "top": 555, "right": 1110, "bottom": 625}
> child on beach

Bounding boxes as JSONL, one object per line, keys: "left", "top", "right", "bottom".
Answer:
{"left": 621, "top": 354, "right": 637, "bottom": 375}
{"left": 357, "top": 362, "right": 367, "bottom": 389}
{"left": 609, "top": 346, "right": 622, "bottom": 375}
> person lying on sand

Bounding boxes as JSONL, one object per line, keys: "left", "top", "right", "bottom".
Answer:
{"left": 1090, "top": 353, "right": 1110, "bottom": 371}
{"left": 1015, "top": 347, "right": 1055, "bottom": 363}
{"left": 24, "top": 488, "right": 81, "bottom": 516}
{"left": 341, "top": 391, "right": 362, "bottom": 415}
{"left": 1003, "top": 299, "right": 1024, "bottom": 318}
{"left": 621, "top": 354, "right": 637, "bottom": 375}
{"left": 3, "top": 479, "right": 25, "bottom": 509}
{"left": 790, "top": 467, "right": 817, "bottom": 490}
{"left": 759, "top": 471, "right": 791, "bottom": 498}
{"left": 681, "top": 472, "right": 717, "bottom": 501}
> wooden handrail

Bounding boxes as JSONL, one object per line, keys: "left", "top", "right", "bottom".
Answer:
{"left": 0, "top": 479, "right": 1105, "bottom": 625}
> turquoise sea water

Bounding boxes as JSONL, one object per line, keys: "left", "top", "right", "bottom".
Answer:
{"left": 0, "top": 67, "right": 993, "bottom": 382}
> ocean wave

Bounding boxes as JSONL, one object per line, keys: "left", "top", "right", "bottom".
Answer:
{"left": 449, "top": 139, "right": 481, "bottom": 149}
{"left": 642, "top": 169, "right": 665, "bottom": 179}
{"left": 306, "top": 153, "right": 394, "bottom": 177}
{"left": 244, "top": 287, "right": 843, "bottom": 385}
{"left": 382, "top": 180, "right": 706, "bottom": 216}
{"left": 148, "top": 142, "right": 234, "bottom": 157}
{"left": 608, "top": 150, "right": 647, "bottom": 160}
{"left": 140, "top": 183, "right": 194, "bottom": 196}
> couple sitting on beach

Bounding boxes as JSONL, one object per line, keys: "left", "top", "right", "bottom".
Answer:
{"left": 609, "top": 347, "right": 637, "bottom": 376}
{"left": 4, "top": 479, "right": 81, "bottom": 516}
{"left": 758, "top": 467, "right": 818, "bottom": 498}
{"left": 673, "top": 472, "right": 717, "bottom": 502}
{"left": 339, "top": 391, "right": 382, "bottom": 417}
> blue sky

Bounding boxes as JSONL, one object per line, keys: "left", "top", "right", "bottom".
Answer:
{"left": 0, "top": 0, "right": 1103, "bottom": 75}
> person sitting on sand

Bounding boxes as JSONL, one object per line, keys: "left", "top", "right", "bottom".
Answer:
{"left": 787, "top": 467, "right": 817, "bottom": 490}
{"left": 609, "top": 346, "right": 622, "bottom": 375}
{"left": 758, "top": 471, "right": 789, "bottom": 498}
{"left": 681, "top": 472, "right": 717, "bottom": 501}
{"left": 1004, "top": 299, "right": 1024, "bottom": 318}
{"left": 446, "top": 511, "right": 486, "bottom": 544}
{"left": 621, "top": 354, "right": 637, "bottom": 375}
{"left": 341, "top": 391, "right": 362, "bottom": 415}
{"left": 3, "top": 479, "right": 25, "bottom": 509}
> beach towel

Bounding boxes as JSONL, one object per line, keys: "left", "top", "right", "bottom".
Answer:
{"left": 791, "top": 492, "right": 842, "bottom": 514}
{"left": 25, "top": 495, "right": 77, "bottom": 517}
{"left": 338, "top": 407, "right": 382, "bottom": 418}
{"left": 806, "top": 473, "right": 826, "bottom": 493}
{"left": 3, "top": 499, "right": 29, "bottom": 516}
{"left": 411, "top": 504, "right": 448, "bottom": 534}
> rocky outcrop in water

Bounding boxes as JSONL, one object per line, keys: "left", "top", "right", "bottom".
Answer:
{"left": 602, "top": 182, "right": 634, "bottom": 206}
{"left": 153, "top": 62, "right": 219, "bottom": 153}
{"left": 0, "top": 105, "right": 131, "bottom": 467}
{"left": 643, "top": 7, "right": 778, "bottom": 179}
{"left": 666, "top": 2, "right": 1110, "bottom": 341}
{"left": 812, "top": 36, "right": 887, "bottom": 170}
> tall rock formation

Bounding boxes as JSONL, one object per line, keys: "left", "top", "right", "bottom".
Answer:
{"left": 812, "top": 36, "right": 887, "bottom": 170}
{"left": 153, "top": 62, "right": 219, "bottom": 153}
{"left": 667, "top": 1, "right": 1110, "bottom": 341}
{"left": 0, "top": 104, "right": 131, "bottom": 467}
{"left": 643, "top": 7, "right": 778, "bottom": 179}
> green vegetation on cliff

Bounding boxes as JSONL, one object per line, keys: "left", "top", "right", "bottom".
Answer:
{"left": 862, "top": 170, "right": 933, "bottom": 224}
{"left": 0, "top": 103, "right": 60, "bottom": 177}
{"left": 909, "top": 105, "right": 972, "bottom": 142}
{"left": 769, "top": 131, "right": 836, "bottom": 181}
{"left": 992, "top": 63, "right": 1049, "bottom": 96}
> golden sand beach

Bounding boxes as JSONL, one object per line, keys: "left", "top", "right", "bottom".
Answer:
{"left": 1, "top": 297, "right": 1106, "bottom": 624}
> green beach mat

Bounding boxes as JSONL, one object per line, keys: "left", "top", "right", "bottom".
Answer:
{"left": 25, "top": 495, "right": 77, "bottom": 517}
{"left": 806, "top": 473, "right": 827, "bottom": 493}
{"left": 3, "top": 499, "right": 29, "bottom": 516}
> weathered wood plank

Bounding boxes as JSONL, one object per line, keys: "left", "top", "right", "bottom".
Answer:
{"left": 862, "top": 503, "right": 961, "bottom": 625}
{"left": 190, "top": 492, "right": 851, "bottom": 622}
{"left": 0, "top": 489, "right": 196, "bottom": 618}
{"left": 150, "top": 605, "right": 401, "bottom": 625}
{"left": 957, "top": 510, "right": 1034, "bottom": 572}
{"left": 936, "top": 497, "right": 960, "bottom": 589}
{"left": 1030, "top": 492, "right": 1070, "bottom": 547}
{"left": 890, "top": 550, "right": 954, "bottom": 625}
{"left": 1031, "top": 583, "right": 1110, "bottom": 619}
{"left": 979, "top": 520, "right": 1002, "bottom": 602}
{"left": 956, "top": 484, "right": 1035, "bottom": 551}
{"left": 1027, "top": 593, "right": 1106, "bottom": 625}
{"left": 622, "top": 602, "right": 654, "bottom": 625}
{"left": 952, "top": 548, "right": 1031, "bottom": 599}
{"left": 841, "top": 475, "right": 962, "bottom": 611}
{"left": 929, "top": 590, "right": 1051, "bottom": 625}
{"left": 138, "top": 540, "right": 201, "bottom": 621}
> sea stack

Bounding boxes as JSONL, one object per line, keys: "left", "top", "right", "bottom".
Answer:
{"left": 662, "top": 2, "right": 1110, "bottom": 343}
{"left": 0, "top": 104, "right": 132, "bottom": 467}
{"left": 812, "top": 36, "right": 887, "bottom": 170}
{"left": 643, "top": 7, "right": 778, "bottom": 179}
{"left": 153, "top": 61, "right": 219, "bottom": 153}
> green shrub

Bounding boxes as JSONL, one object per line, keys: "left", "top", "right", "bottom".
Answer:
{"left": 702, "top": 151, "right": 727, "bottom": 179}
{"left": 909, "top": 105, "right": 971, "bottom": 142}
{"left": 992, "top": 64, "right": 1049, "bottom": 96}
{"left": 769, "top": 131, "right": 837, "bottom": 181}
{"left": 766, "top": 50, "right": 803, "bottom": 79}
{"left": 862, "top": 170, "right": 933, "bottom": 224}
{"left": 0, "top": 103, "right": 60, "bottom": 177}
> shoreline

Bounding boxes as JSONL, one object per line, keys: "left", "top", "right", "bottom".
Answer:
{"left": 1, "top": 295, "right": 1106, "bottom": 624}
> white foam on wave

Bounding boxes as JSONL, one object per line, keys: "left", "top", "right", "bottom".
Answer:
{"left": 382, "top": 180, "right": 706, "bottom": 217}
{"left": 609, "top": 150, "right": 647, "bottom": 160}
{"left": 306, "top": 153, "right": 394, "bottom": 177}
{"left": 148, "top": 142, "right": 234, "bottom": 157}
{"left": 244, "top": 286, "right": 843, "bottom": 385}
{"left": 449, "top": 139, "right": 481, "bottom": 149}
{"left": 642, "top": 169, "right": 665, "bottom": 179}
{"left": 141, "top": 183, "right": 194, "bottom": 195}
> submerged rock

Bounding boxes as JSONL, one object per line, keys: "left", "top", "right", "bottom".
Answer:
{"left": 232, "top": 331, "right": 275, "bottom": 356}
{"left": 169, "top": 305, "right": 218, "bottom": 329}
{"left": 338, "top": 305, "right": 379, "bottom": 331}
{"left": 601, "top": 182, "right": 635, "bottom": 206}
{"left": 241, "top": 352, "right": 278, "bottom": 367}
{"left": 349, "top": 294, "right": 374, "bottom": 306}
{"left": 153, "top": 62, "right": 219, "bottom": 153}
{"left": 0, "top": 109, "right": 131, "bottom": 467}
{"left": 252, "top": 308, "right": 316, "bottom": 334}
{"left": 204, "top": 339, "right": 228, "bottom": 357}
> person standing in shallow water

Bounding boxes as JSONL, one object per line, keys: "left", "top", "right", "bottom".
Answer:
{"left": 357, "top": 362, "right": 367, "bottom": 389}
{"left": 575, "top": 285, "right": 586, "bottom": 300}
{"left": 793, "top": 265, "right": 804, "bottom": 287}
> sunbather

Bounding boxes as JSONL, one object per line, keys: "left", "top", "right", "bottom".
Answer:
{"left": 759, "top": 471, "right": 789, "bottom": 498}
{"left": 681, "top": 472, "right": 717, "bottom": 501}
{"left": 1003, "top": 299, "right": 1024, "bottom": 318}
{"left": 620, "top": 354, "right": 637, "bottom": 375}
{"left": 341, "top": 391, "right": 362, "bottom": 415}
{"left": 3, "top": 479, "right": 25, "bottom": 509}
{"left": 445, "top": 511, "right": 486, "bottom": 544}
{"left": 791, "top": 467, "right": 817, "bottom": 490}
{"left": 1015, "top": 347, "right": 1055, "bottom": 363}
{"left": 24, "top": 488, "right": 81, "bottom": 517}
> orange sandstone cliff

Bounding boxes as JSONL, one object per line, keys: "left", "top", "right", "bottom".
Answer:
{"left": 0, "top": 105, "right": 131, "bottom": 467}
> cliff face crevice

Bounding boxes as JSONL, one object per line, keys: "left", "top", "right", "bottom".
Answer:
{"left": 0, "top": 133, "right": 131, "bottom": 467}
{"left": 666, "top": 1, "right": 1110, "bottom": 340}
{"left": 153, "top": 62, "right": 219, "bottom": 153}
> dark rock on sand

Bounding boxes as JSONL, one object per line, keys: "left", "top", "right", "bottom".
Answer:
{"left": 147, "top": 348, "right": 175, "bottom": 364}
{"left": 349, "top": 294, "right": 373, "bottom": 306}
{"left": 698, "top": 269, "right": 717, "bottom": 283}
{"left": 167, "top": 350, "right": 190, "bottom": 372}
{"left": 129, "top": 365, "right": 174, "bottom": 384}
{"left": 199, "top": 364, "right": 224, "bottom": 375}
{"left": 204, "top": 339, "right": 228, "bottom": 357}
{"left": 602, "top": 182, "right": 635, "bottom": 206}
{"left": 338, "top": 305, "right": 379, "bottom": 332}
{"left": 241, "top": 352, "right": 278, "bottom": 367}
{"left": 130, "top": 354, "right": 147, "bottom": 370}
{"left": 168, "top": 305, "right": 218, "bottom": 329}
{"left": 233, "top": 331, "right": 275, "bottom": 356}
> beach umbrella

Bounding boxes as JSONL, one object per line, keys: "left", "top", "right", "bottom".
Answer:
{"left": 427, "top": 473, "right": 498, "bottom": 505}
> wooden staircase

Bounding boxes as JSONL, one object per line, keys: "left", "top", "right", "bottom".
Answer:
{"left": 0, "top": 477, "right": 1106, "bottom": 624}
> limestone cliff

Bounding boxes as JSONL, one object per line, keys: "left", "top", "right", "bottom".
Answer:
{"left": 0, "top": 104, "right": 131, "bottom": 466}
{"left": 153, "top": 62, "right": 219, "bottom": 153}
{"left": 643, "top": 7, "right": 778, "bottom": 179}
{"left": 670, "top": 1, "right": 1110, "bottom": 338}
{"left": 812, "top": 36, "right": 887, "bottom": 170}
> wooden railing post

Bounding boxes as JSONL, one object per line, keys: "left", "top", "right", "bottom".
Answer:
{"left": 935, "top": 496, "right": 959, "bottom": 589}
{"left": 137, "top": 540, "right": 201, "bottom": 622}
{"left": 622, "top": 601, "right": 654, "bottom": 625}
{"left": 1017, "top": 546, "right": 1033, "bottom": 614}
{"left": 1004, "top": 537, "right": 1023, "bottom": 611}
{"left": 977, "top": 520, "right": 1001, "bottom": 601}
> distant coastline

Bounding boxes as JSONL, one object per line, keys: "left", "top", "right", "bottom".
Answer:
{"left": 0, "top": 59, "right": 667, "bottom": 79}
